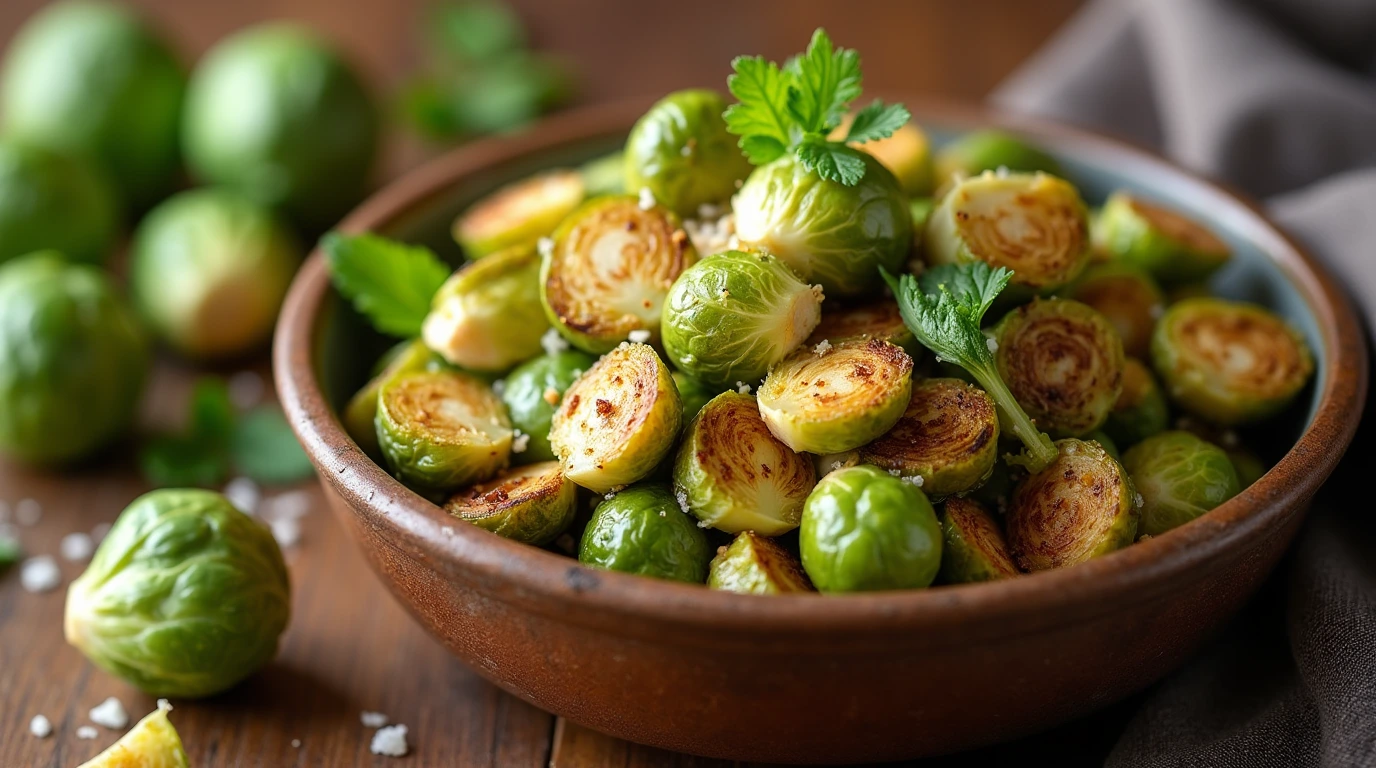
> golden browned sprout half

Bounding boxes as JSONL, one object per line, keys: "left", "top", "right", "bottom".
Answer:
{"left": 708, "top": 532, "right": 814, "bottom": 595}
{"left": 858, "top": 377, "right": 999, "bottom": 497}
{"left": 445, "top": 460, "right": 577, "bottom": 546}
{"left": 939, "top": 497, "right": 1020, "bottom": 584}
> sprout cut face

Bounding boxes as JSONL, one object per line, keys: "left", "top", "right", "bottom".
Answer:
{"left": 578, "top": 484, "right": 712, "bottom": 583}
{"left": 1095, "top": 192, "right": 1231, "bottom": 283}
{"left": 454, "top": 169, "right": 585, "bottom": 258}
{"left": 343, "top": 339, "right": 445, "bottom": 459}
{"left": 1104, "top": 357, "right": 1170, "bottom": 447}
{"left": 858, "top": 377, "right": 999, "bottom": 497}
{"left": 661, "top": 250, "right": 823, "bottom": 388}
{"left": 672, "top": 391, "right": 816, "bottom": 536}
{"left": 423, "top": 242, "right": 549, "bottom": 372}
{"left": 1006, "top": 439, "right": 1137, "bottom": 571}
{"left": 758, "top": 338, "right": 914, "bottom": 455}
{"left": 1123, "top": 431, "right": 1240, "bottom": 536}
{"left": 500, "top": 349, "right": 598, "bottom": 464}
{"left": 376, "top": 370, "right": 512, "bottom": 493}
{"left": 1063, "top": 262, "right": 1164, "bottom": 359}
{"left": 708, "top": 532, "right": 813, "bottom": 595}
{"left": 938, "top": 497, "right": 1020, "bottom": 584}
{"left": 624, "top": 89, "right": 753, "bottom": 216}
{"left": 445, "top": 461, "right": 576, "bottom": 545}
{"left": 806, "top": 300, "right": 919, "bottom": 359}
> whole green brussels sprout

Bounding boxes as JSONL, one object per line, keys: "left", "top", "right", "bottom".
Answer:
{"left": 0, "top": 139, "right": 118, "bottom": 266}
{"left": 500, "top": 349, "right": 597, "bottom": 464}
{"left": 0, "top": 0, "right": 185, "bottom": 208}
{"left": 624, "top": 89, "right": 752, "bottom": 217}
{"left": 799, "top": 465, "right": 942, "bottom": 593}
{"left": 0, "top": 253, "right": 147, "bottom": 464}
{"left": 1095, "top": 192, "right": 1231, "bottom": 283}
{"left": 64, "top": 489, "right": 291, "bottom": 698}
{"left": 733, "top": 152, "right": 911, "bottom": 299}
{"left": 131, "top": 189, "right": 301, "bottom": 360}
{"left": 933, "top": 130, "right": 1061, "bottom": 183}
{"left": 183, "top": 24, "right": 378, "bottom": 230}
{"left": 1123, "top": 431, "right": 1240, "bottom": 536}
{"left": 708, "top": 532, "right": 813, "bottom": 595}
{"left": 423, "top": 242, "right": 549, "bottom": 373}
{"left": 578, "top": 484, "right": 712, "bottom": 583}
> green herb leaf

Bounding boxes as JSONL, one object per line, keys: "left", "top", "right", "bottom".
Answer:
{"left": 189, "top": 379, "right": 236, "bottom": 444}
{"left": 785, "top": 29, "right": 861, "bottom": 134}
{"left": 426, "top": 0, "right": 525, "bottom": 66}
{"left": 322, "top": 232, "right": 451, "bottom": 338}
{"left": 724, "top": 55, "right": 797, "bottom": 163}
{"left": 919, "top": 262, "right": 1011, "bottom": 320}
{"left": 845, "top": 100, "right": 911, "bottom": 145}
{"left": 231, "top": 408, "right": 316, "bottom": 486}
{"left": 796, "top": 138, "right": 868, "bottom": 185}
{"left": 140, "top": 435, "right": 230, "bottom": 488}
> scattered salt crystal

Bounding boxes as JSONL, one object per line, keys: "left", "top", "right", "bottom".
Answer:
{"left": 674, "top": 489, "right": 690, "bottom": 514}
{"left": 20, "top": 556, "right": 60, "bottom": 593}
{"left": 735, "top": 381, "right": 752, "bottom": 395}
{"left": 157, "top": 699, "right": 172, "bottom": 712}
{"left": 228, "top": 371, "right": 266, "bottom": 410}
{"left": 15, "top": 498, "right": 41, "bottom": 526}
{"left": 60, "top": 532, "right": 94, "bottom": 562}
{"left": 76, "top": 726, "right": 98, "bottom": 740}
{"left": 541, "top": 328, "right": 569, "bottom": 356}
{"left": 903, "top": 475, "right": 925, "bottom": 487}
{"left": 604, "top": 493, "right": 615, "bottom": 500}
{"left": 90, "top": 697, "right": 128, "bottom": 730}
{"left": 511, "top": 431, "right": 530, "bottom": 454}
{"left": 627, "top": 329, "right": 651, "bottom": 343}
{"left": 491, "top": 379, "right": 506, "bottom": 397}
{"left": 91, "top": 523, "right": 112, "bottom": 543}
{"left": 888, "top": 469, "right": 901, "bottom": 476}
{"left": 370, "top": 724, "right": 409, "bottom": 756}
{"left": 696, "top": 519, "right": 711, "bottom": 528}
{"left": 270, "top": 518, "right": 301, "bottom": 549}
{"left": 637, "top": 187, "right": 656, "bottom": 210}
{"left": 292, "top": 739, "right": 302, "bottom": 748}
{"left": 813, "top": 339, "right": 832, "bottom": 356}
{"left": 986, "top": 336, "right": 999, "bottom": 353}
{"left": 263, "top": 490, "right": 312, "bottom": 521}
{"left": 829, "top": 461, "right": 842, "bottom": 472}
{"left": 29, "top": 715, "right": 51, "bottom": 738}
{"left": 224, "top": 477, "right": 261, "bottom": 515}
{"left": 1134, "top": 493, "right": 1145, "bottom": 509}
{"left": 361, "top": 711, "right": 389, "bottom": 728}
{"left": 537, "top": 237, "right": 554, "bottom": 258}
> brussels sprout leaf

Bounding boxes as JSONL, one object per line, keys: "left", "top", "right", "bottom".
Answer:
{"left": 883, "top": 263, "right": 1058, "bottom": 472}
{"left": 322, "top": 232, "right": 451, "bottom": 337}
{"left": 845, "top": 100, "right": 912, "bottom": 145}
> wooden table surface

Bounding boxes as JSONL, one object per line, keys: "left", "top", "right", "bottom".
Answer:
{"left": 0, "top": 1, "right": 1087, "bottom": 765}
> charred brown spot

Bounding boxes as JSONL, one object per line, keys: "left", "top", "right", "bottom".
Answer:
{"left": 595, "top": 399, "right": 615, "bottom": 417}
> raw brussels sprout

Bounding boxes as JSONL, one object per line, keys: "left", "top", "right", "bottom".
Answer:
{"left": 673, "top": 372, "right": 720, "bottom": 427}
{"left": 454, "top": 169, "right": 585, "bottom": 258}
{"left": 806, "top": 300, "right": 920, "bottom": 359}
{"left": 64, "top": 489, "right": 291, "bottom": 698}
{"left": 343, "top": 340, "right": 447, "bottom": 459}
{"left": 661, "top": 250, "right": 823, "bottom": 388}
{"left": 0, "top": 253, "right": 147, "bottom": 464}
{"left": 500, "top": 349, "right": 598, "bottom": 464}
{"left": 78, "top": 700, "right": 188, "bottom": 768}
{"left": 1, "top": 0, "right": 185, "bottom": 208}
{"left": 183, "top": 23, "right": 378, "bottom": 230}
{"left": 0, "top": 139, "right": 118, "bottom": 266}
{"left": 835, "top": 116, "right": 934, "bottom": 197}
{"left": 580, "top": 151, "right": 626, "bottom": 197}
{"left": 541, "top": 195, "right": 697, "bottom": 353}
{"left": 131, "top": 189, "right": 302, "bottom": 360}
{"left": 799, "top": 465, "right": 942, "bottom": 592}
{"left": 548, "top": 342, "right": 681, "bottom": 493}
{"left": 672, "top": 391, "right": 816, "bottom": 535}
{"left": 1152, "top": 298, "right": 1313, "bottom": 425}
{"left": 624, "top": 89, "right": 752, "bottom": 216}
{"left": 1124, "top": 431, "right": 1241, "bottom": 536}
{"left": 376, "top": 370, "right": 512, "bottom": 493}
{"left": 1063, "top": 262, "right": 1164, "bottom": 359}
{"left": 445, "top": 460, "right": 576, "bottom": 545}
{"left": 708, "top": 532, "right": 813, "bottom": 595}
{"left": 1104, "top": 357, "right": 1169, "bottom": 447}
{"left": 422, "top": 242, "right": 548, "bottom": 372}
{"left": 578, "top": 484, "right": 712, "bottom": 583}
{"left": 993, "top": 298, "right": 1125, "bottom": 436}
{"left": 1006, "top": 439, "right": 1137, "bottom": 571}
{"left": 758, "top": 338, "right": 914, "bottom": 455}
{"left": 733, "top": 152, "right": 911, "bottom": 299}
{"left": 858, "top": 377, "right": 999, "bottom": 497}
{"left": 933, "top": 130, "right": 1062, "bottom": 183}
{"left": 1095, "top": 192, "right": 1231, "bottom": 283}
{"left": 939, "top": 497, "right": 1020, "bottom": 584}
{"left": 925, "top": 171, "right": 1091, "bottom": 294}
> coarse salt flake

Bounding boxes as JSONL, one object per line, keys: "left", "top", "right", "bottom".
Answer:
{"left": 270, "top": 518, "right": 302, "bottom": 549}
{"left": 60, "top": 532, "right": 94, "bottom": 562}
{"left": 16, "top": 498, "right": 41, "bottom": 526}
{"left": 511, "top": 431, "right": 530, "bottom": 454}
{"left": 986, "top": 336, "right": 999, "bottom": 353}
{"left": 20, "top": 556, "right": 60, "bottom": 593}
{"left": 361, "top": 711, "right": 389, "bottom": 728}
{"left": 813, "top": 339, "right": 832, "bottom": 355}
{"left": 674, "top": 489, "right": 691, "bottom": 514}
{"left": 370, "top": 724, "right": 409, "bottom": 756}
{"left": 157, "top": 699, "right": 172, "bottom": 712}
{"left": 76, "top": 726, "right": 98, "bottom": 740}
{"left": 1134, "top": 493, "right": 1145, "bottom": 509}
{"left": 903, "top": 475, "right": 925, "bottom": 487}
{"left": 90, "top": 697, "right": 128, "bottom": 730}
{"left": 30, "top": 715, "right": 51, "bottom": 738}
{"left": 637, "top": 187, "right": 656, "bottom": 210}
{"left": 541, "top": 328, "right": 569, "bottom": 356}
{"left": 627, "top": 329, "right": 651, "bottom": 343}
{"left": 735, "top": 381, "right": 752, "bottom": 395}
{"left": 888, "top": 468, "right": 901, "bottom": 476}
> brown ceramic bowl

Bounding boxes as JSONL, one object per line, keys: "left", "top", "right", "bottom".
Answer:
{"left": 274, "top": 101, "right": 1366, "bottom": 764}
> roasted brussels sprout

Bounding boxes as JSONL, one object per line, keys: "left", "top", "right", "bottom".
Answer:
{"left": 64, "top": 489, "right": 290, "bottom": 697}
{"left": 835, "top": 117, "right": 934, "bottom": 197}
{"left": 78, "top": 700, "right": 188, "bottom": 768}
{"left": 857, "top": 377, "right": 999, "bottom": 497}
{"left": 758, "top": 338, "right": 914, "bottom": 455}
{"left": 0, "top": 253, "right": 147, "bottom": 464}
{"left": 423, "top": 242, "right": 548, "bottom": 372}
{"left": 1005, "top": 439, "right": 1137, "bottom": 571}
{"left": 541, "top": 195, "right": 697, "bottom": 353}
{"left": 343, "top": 340, "right": 446, "bottom": 459}
{"left": 580, "top": 151, "right": 626, "bottom": 197}
{"left": 1152, "top": 298, "right": 1313, "bottom": 425}
{"left": 445, "top": 460, "right": 576, "bottom": 545}
{"left": 0, "top": 139, "right": 118, "bottom": 266}
{"left": 454, "top": 169, "right": 585, "bottom": 258}
{"left": 0, "top": 0, "right": 186, "bottom": 208}
{"left": 925, "top": 171, "right": 1091, "bottom": 295}
{"left": 806, "top": 300, "right": 919, "bottom": 359}
{"left": 131, "top": 189, "right": 302, "bottom": 360}
{"left": 578, "top": 484, "right": 712, "bottom": 583}
{"left": 993, "top": 298, "right": 1125, "bottom": 436}
{"left": 500, "top": 349, "right": 597, "bottom": 464}
{"left": 1063, "top": 262, "right": 1164, "bottom": 359}
{"left": 933, "top": 130, "right": 1062, "bottom": 183}
{"left": 708, "top": 532, "right": 812, "bottom": 595}
{"left": 939, "top": 497, "right": 1020, "bottom": 584}
{"left": 624, "top": 89, "right": 752, "bottom": 216}
{"left": 799, "top": 465, "right": 942, "bottom": 592}
{"left": 1095, "top": 192, "right": 1230, "bottom": 283}
{"left": 672, "top": 391, "right": 816, "bottom": 535}
{"left": 1124, "top": 431, "right": 1240, "bottom": 536}
{"left": 1103, "top": 357, "right": 1169, "bottom": 447}
{"left": 548, "top": 342, "right": 681, "bottom": 493}
{"left": 1087, "top": 429, "right": 1122, "bottom": 463}
{"left": 733, "top": 152, "right": 911, "bottom": 299}
{"left": 376, "top": 370, "right": 512, "bottom": 493}
{"left": 673, "top": 372, "right": 720, "bottom": 427}
{"left": 661, "top": 250, "right": 823, "bottom": 388}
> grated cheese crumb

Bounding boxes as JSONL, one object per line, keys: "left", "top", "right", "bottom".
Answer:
{"left": 637, "top": 187, "right": 656, "bottom": 210}
{"left": 90, "top": 697, "right": 128, "bottom": 730}
{"left": 627, "top": 329, "right": 651, "bottom": 343}
{"left": 537, "top": 237, "right": 554, "bottom": 258}
{"left": 674, "top": 489, "right": 691, "bottom": 514}
{"left": 370, "top": 724, "right": 409, "bottom": 757}
{"left": 735, "top": 381, "right": 752, "bottom": 395}
{"left": 888, "top": 468, "right": 901, "bottom": 476}
{"left": 813, "top": 339, "right": 832, "bottom": 356}
{"left": 541, "top": 328, "right": 569, "bottom": 356}
{"left": 60, "top": 532, "right": 93, "bottom": 562}
{"left": 30, "top": 715, "right": 51, "bottom": 738}
{"left": 511, "top": 431, "right": 530, "bottom": 454}
{"left": 903, "top": 475, "right": 925, "bottom": 487}
{"left": 986, "top": 336, "right": 999, "bottom": 353}
{"left": 20, "top": 556, "right": 60, "bottom": 593}
{"left": 361, "top": 711, "right": 389, "bottom": 728}
{"left": 1134, "top": 493, "right": 1145, "bottom": 509}
{"left": 76, "top": 726, "right": 98, "bottom": 740}
{"left": 16, "top": 498, "right": 41, "bottom": 526}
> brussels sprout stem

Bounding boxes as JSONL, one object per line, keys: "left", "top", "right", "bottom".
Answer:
{"left": 967, "top": 363, "right": 1058, "bottom": 472}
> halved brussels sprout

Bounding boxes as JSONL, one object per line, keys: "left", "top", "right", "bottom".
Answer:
{"left": 758, "top": 338, "right": 914, "bottom": 455}
{"left": 661, "top": 250, "right": 823, "bottom": 388}
{"left": 708, "top": 532, "right": 813, "bottom": 595}
{"left": 500, "top": 349, "right": 598, "bottom": 464}
{"left": 454, "top": 169, "right": 585, "bottom": 258}
{"left": 993, "top": 298, "right": 1125, "bottom": 436}
{"left": 423, "top": 242, "right": 548, "bottom": 372}
{"left": 673, "top": 371, "right": 720, "bottom": 427}
{"left": 548, "top": 342, "right": 681, "bottom": 493}
{"left": 672, "top": 391, "right": 816, "bottom": 536}
{"left": 799, "top": 465, "right": 942, "bottom": 592}
{"left": 1103, "top": 357, "right": 1169, "bottom": 447}
{"left": 343, "top": 339, "right": 445, "bottom": 459}
{"left": 541, "top": 195, "right": 697, "bottom": 353}
{"left": 834, "top": 117, "right": 934, "bottom": 197}
{"left": 77, "top": 700, "right": 188, "bottom": 768}
{"left": 578, "top": 483, "right": 712, "bottom": 583}
{"left": 1095, "top": 192, "right": 1231, "bottom": 283}
{"left": 925, "top": 171, "right": 1091, "bottom": 294}
{"left": 939, "top": 497, "right": 1020, "bottom": 584}
{"left": 1063, "top": 262, "right": 1164, "bottom": 359}
{"left": 1005, "top": 439, "right": 1137, "bottom": 571}
{"left": 376, "top": 370, "right": 512, "bottom": 493}
{"left": 445, "top": 460, "right": 576, "bottom": 545}
{"left": 1152, "top": 298, "right": 1313, "bottom": 425}
{"left": 806, "top": 300, "right": 919, "bottom": 359}
{"left": 1124, "top": 431, "right": 1240, "bottom": 536}
{"left": 624, "top": 89, "right": 752, "bottom": 216}
{"left": 732, "top": 152, "right": 911, "bottom": 299}
{"left": 933, "top": 130, "right": 1062, "bottom": 184}
{"left": 580, "top": 151, "right": 626, "bottom": 196}
{"left": 857, "top": 377, "right": 999, "bottom": 497}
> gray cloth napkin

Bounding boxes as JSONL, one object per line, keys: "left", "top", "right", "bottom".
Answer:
{"left": 982, "top": 0, "right": 1376, "bottom": 765}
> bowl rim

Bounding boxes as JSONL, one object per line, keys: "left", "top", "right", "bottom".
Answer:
{"left": 274, "top": 99, "right": 1367, "bottom": 641}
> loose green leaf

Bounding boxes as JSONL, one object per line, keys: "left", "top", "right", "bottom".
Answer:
{"left": 231, "top": 408, "right": 316, "bottom": 486}
{"left": 796, "top": 138, "right": 867, "bottom": 185}
{"left": 785, "top": 29, "right": 861, "bottom": 134}
{"left": 845, "top": 100, "right": 911, "bottom": 145}
{"left": 724, "top": 55, "right": 796, "bottom": 163}
{"left": 140, "top": 435, "right": 229, "bottom": 488}
{"left": 189, "top": 379, "right": 236, "bottom": 445}
{"left": 322, "top": 232, "right": 451, "bottom": 338}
